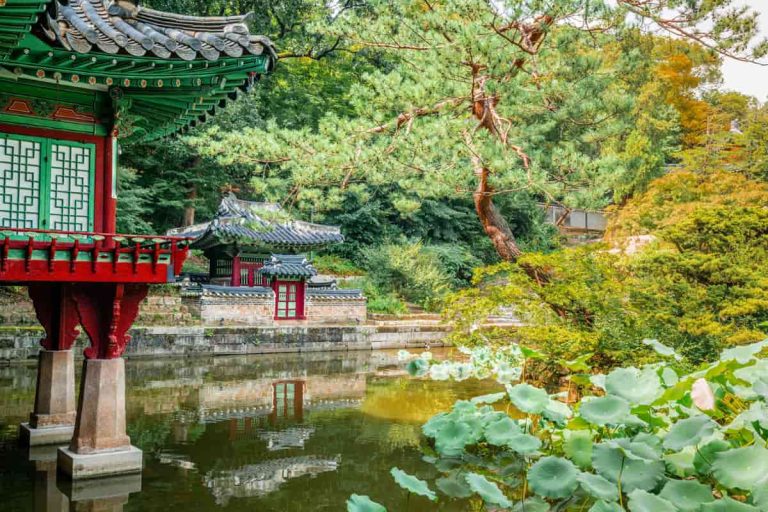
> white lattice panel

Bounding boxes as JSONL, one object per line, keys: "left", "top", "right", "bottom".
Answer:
{"left": 49, "top": 143, "right": 93, "bottom": 231}
{"left": 0, "top": 137, "right": 42, "bottom": 229}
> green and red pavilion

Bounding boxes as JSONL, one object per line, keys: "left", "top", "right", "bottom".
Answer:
{"left": 0, "top": 0, "right": 275, "bottom": 479}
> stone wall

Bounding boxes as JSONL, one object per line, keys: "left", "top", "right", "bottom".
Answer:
{"left": 0, "top": 324, "right": 450, "bottom": 362}
{"left": 305, "top": 298, "right": 366, "bottom": 323}
{"left": 195, "top": 295, "right": 275, "bottom": 325}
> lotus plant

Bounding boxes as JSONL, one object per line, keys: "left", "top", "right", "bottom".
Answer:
{"left": 350, "top": 339, "right": 768, "bottom": 510}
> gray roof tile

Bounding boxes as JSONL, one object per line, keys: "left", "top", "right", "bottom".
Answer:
{"left": 169, "top": 193, "right": 344, "bottom": 250}
{"left": 43, "top": 0, "right": 276, "bottom": 62}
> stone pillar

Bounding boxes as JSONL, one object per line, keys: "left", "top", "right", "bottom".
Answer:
{"left": 19, "top": 350, "right": 77, "bottom": 446}
{"left": 58, "top": 358, "right": 141, "bottom": 479}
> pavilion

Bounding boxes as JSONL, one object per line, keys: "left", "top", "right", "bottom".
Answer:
{"left": 170, "top": 193, "right": 366, "bottom": 323}
{"left": 0, "top": 0, "right": 275, "bottom": 479}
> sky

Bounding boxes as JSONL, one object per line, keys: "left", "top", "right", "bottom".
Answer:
{"left": 721, "top": 0, "right": 768, "bottom": 101}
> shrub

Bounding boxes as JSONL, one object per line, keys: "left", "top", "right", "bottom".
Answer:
{"left": 312, "top": 254, "right": 364, "bottom": 276}
{"left": 363, "top": 242, "right": 453, "bottom": 311}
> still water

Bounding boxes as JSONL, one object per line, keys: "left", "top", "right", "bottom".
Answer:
{"left": 0, "top": 349, "right": 500, "bottom": 511}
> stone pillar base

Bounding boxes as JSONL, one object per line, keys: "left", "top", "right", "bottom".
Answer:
{"left": 20, "top": 349, "right": 76, "bottom": 447}
{"left": 58, "top": 446, "right": 143, "bottom": 480}
{"left": 19, "top": 423, "right": 75, "bottom": 447}
{"left": 61, "top": 358, "right": 141, "bottom": 479}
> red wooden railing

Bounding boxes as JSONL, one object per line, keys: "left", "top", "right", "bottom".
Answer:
{"left": 0, "top": 228, "right": 191, "bottom": 282}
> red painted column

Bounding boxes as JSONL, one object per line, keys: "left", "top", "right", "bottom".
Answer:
{"left": 297, "top": 280, "right": 307, "bottom": 320}
{"left": 231, "top": 255, "right": 241, "bottom": 286}
{"left": 103, "top": 136, "right": 118, "bottom": 234}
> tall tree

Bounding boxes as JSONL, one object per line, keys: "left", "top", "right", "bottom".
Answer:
{"left": 189, "top": 0, "right": 767, "bottom": 260}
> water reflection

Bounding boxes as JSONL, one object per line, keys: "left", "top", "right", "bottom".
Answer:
{"left": 1, "top": 350, "right": 501, "bottom": 511}
{"left": 24, "top": 444, "right": 142, "bottom": 512}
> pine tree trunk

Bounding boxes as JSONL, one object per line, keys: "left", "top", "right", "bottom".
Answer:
{"left": 183, "top": 184, "right": 197, "bottom": 227}
{"left": 473, "top": 166, "right": 522, "bottom": 261}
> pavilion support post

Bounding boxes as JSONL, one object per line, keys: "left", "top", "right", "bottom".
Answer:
{"left": 20, "top": 284, "right": 79, "bottom": 447}
{"left": 58, "top": 284, "right": 148, "bottom": 480}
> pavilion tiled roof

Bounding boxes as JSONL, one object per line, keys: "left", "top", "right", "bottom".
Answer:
{"left": 42, "top": 0, "right": 277, "bottom": 62}
{"left": 0, "top": 0, "right": 277, "bottom": 140}
{"left": 168, "top": 194, "right": 344, "bottom": 251}
{"left": 258, "top": 254, "right": 317, "bottom": 278}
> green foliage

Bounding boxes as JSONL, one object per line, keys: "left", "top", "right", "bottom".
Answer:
{"left": 115, "top": 167, "right": 154, "bottom": 234}
{"left": 375, "top": 340, "right": 768, "bottom": 510}
{"left": 444, "top": 172, "right": 768, "bottom": 367}
{"left": 341, "top": 277, "right": 407, "bottom": 315}
{"left": 363, "top": 242, "right": 453, "bottom": 311}
{"left": 311, "top": 255, "right": 364, "bottom": 276}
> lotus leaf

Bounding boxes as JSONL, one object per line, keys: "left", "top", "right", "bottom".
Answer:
{"left": 450, "top": 362, "right": 473, "bottom": 381}
{"left": 591, "top": 374, "right": 607, "bottom": 390}
{"left": 527, "top": 456, "right": 579, "bottom": 498}
{"left": 643, "top": 339, "right": 682, "bottom": 360}
{"left": 435, "top": 473, "right": 472, "bottom": 498}
{"left": 693, "top": 439, "right": 730, "bottom": 475}
{"left": 434, "top": 419, "right": 475, "bottom": 456}
{"left": 507, "top": 383, "right": 549, "bottom": 414}
{"left": 733, "top": 359, "right": 768, "bottom": 385}
{"left": 543, "top": 399, "right": 573, "bottom": 423}
{"left": 590, "top": 501, "right": 624, "bottom": 512}
{"left": 564, "top": 429, "right": 593, "bottom": 469}
{"left": 579, "top": 396, "right": 631, "bottom": 426}
{"left": 661, "top": 367, "right": 679, "bottom": 386}
{"left": 627, "top": 489, "right": 677, "bottom": 512}
{"left": 630, "top": 433, "right": 663, "bottom": 460}
{"left": 508, "top": 432, "right": 542, "bottom": 454}
{"left": 750, "top": 478, "right": 768, "bottom": 509}
{"left": 390, "top": 468, "right": 436, "bottom": 501}
{"left": 720, "top": 339, "right": 768, "bottom": 363}
{"left": 664, "top": 446, "right": 696, "bottom": 477}
{"left": 478, "top": 410, "right": 507, "bottom": 429}
{"left": 422, "top": 413, "right": 449, "bottom": 438}
{"left": 593, "top": 440, "right": 666, "bottom": 492}
{"left": 429, "top": 363, "right": 451, "bottom": 380}
{"left": 512, "top": 497, "right": 550, "bottom": 512}
{"left": 605, "top": 367, "right": 662, "bottom": 405}
{"left": 712, "top": 445, "right": 768, "bottom": 490}
{"left": 465, "top": 472, "right": 512, "bottom": 508}
{"left": 471, "top": 392, "right": 507, "bottom": 404}
{"left": 701, "top": 498, "right": 760, "bottom": 511}
{"left": 726, "top": 401, "right": 768, "bottom": 432}
{"left": 406, "top": 358, "right": 429, "bottom": 377}
{"left": 663, "top": 415, "right": 718, "bottom": 450}
{"left": 658, "top": 480, "right": 714, "bottom": 511}
{"left": 347, "top": 495, "right": 387, "bottom": 512}
{"left": 577, "top": 472, "right": 618, "bottom": 502}
{"left": 484, "top": 416, "right": 522, "bottom": 446}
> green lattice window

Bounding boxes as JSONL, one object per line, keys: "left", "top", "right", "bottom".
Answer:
{"left": 0, "top": 134, "right": 94, "bottom": 231}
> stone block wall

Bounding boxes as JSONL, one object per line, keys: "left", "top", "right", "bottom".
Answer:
{"left": 305, "top": 298, "right": 366, "bottom": 323}
{"left": 197, "top": 295, "right": 275, "bottom": 325}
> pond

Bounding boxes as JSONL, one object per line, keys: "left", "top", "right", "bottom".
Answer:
{"left": 0, "top": 349, "right": 501, "bottom": 511}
